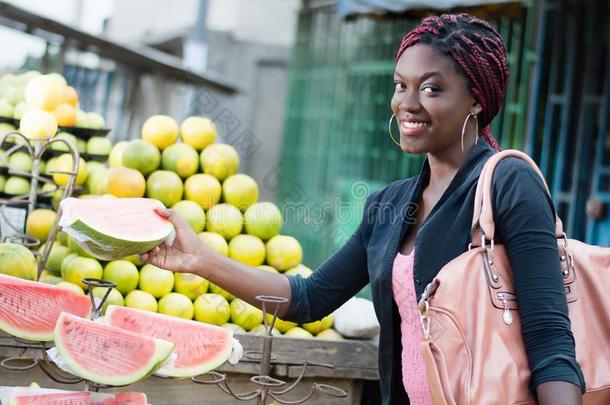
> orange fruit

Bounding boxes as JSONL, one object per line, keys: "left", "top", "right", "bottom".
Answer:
{"left": 62, "top": 86, "right": 79, "bottom": 106}
{"left": 54, "top": 103, "right": 77, "bottom": 126}
{"left": 141, "top": 115, "right": 178, "bottom": 150}
{"left": 106, "top": 167, "right": 146, "bottom": 198}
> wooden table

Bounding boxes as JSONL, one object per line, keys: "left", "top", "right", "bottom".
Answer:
{"left": 0, "top": 332, "right": 379, "bottom": 404}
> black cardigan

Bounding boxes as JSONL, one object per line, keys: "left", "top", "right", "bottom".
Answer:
{"left": 285, "top": 140, "right": 585, "bottom": 404}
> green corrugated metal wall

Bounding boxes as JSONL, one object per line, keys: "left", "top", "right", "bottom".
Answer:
{"left": 278, "top": 4, "right": 538, "bottom": 276}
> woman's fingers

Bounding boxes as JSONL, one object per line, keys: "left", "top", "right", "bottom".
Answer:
{"left": 155, "top": 208, "right": 190, "bottom": 231}
{"left": 139, "top": 246, "right": 160, "bottom": 263}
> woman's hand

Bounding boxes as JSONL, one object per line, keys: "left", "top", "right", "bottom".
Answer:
{"left": 139, "top": 208, "right": 207, "bottom": 274}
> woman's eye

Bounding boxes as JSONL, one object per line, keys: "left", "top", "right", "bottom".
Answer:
{"left": 394, "top": 82, "right": 406, "bottom": 91}
{"left": 421, "top": 85, "right": 440, "bottom": 94}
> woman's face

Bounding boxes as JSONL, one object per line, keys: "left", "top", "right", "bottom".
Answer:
{"left": 391, "top": 44, "right": 482, "bottom": 156}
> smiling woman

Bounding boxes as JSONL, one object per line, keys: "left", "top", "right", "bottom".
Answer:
{"left": 139, "top": 13, "right": 586, "bottom": 405}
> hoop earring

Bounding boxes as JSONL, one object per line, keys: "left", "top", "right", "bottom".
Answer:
{"left": 461, "top": 112, "right": 479, "bottom": 154}
{"left": 388, "top": 113, "right": 401, "bottom": 147}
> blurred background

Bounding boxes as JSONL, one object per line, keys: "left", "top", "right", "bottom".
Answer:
{"left": 0, "top": 0, "right": 608, "bottom": 275}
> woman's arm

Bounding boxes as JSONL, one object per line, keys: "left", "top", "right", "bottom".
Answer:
{"left": 537, "top": 381, "right": 582, "bottom": 405}
{"left": 492, "top": 158, "right": 585, "bottom": 403}
{"left": 141, "top": 193, "right": 375, "bottom": 322}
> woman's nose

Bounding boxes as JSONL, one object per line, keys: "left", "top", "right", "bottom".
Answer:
{"left": 397, "top": 90, "right": 422, "bottom": 113}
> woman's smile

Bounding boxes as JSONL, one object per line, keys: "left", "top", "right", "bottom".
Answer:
{"left": 398, "top": 117, "right": 430, "bottom": 137}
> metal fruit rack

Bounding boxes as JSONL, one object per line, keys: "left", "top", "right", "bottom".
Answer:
{"left": 0, "top": 128, "right": 80, "bottom": 278}
{"left": 0, "top": 130, "right": 348, "bottom": 404}
{"left": 0, "top": 289, "right": 348, "bottom": 404}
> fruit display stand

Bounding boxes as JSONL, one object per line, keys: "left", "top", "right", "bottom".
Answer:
{"left": 0, "top": 129, "right": 79, "bottom": 275}
{"left": 0, "top": 293, "right": 379, "bottom": 405}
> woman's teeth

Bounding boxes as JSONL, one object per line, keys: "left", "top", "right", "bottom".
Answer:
{"left": 402, "top": 121, "right": 429, "bottom": 128}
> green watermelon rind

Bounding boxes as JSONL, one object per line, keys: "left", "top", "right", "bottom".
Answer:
{"left": 0, "top": 275, "right": 92, "bottom": 342}
{"left": 105, "top": 305, "right": 234, "bottom": 379}
{"left": 53, "top": 312, "right": 174, "bottom": 386}
{"left": 68, "top": 218, "right": 172, "bottom": 261}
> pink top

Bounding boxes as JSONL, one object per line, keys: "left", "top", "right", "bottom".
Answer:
{"left": 392, "top": 250, "right": 433, "bottom": 405}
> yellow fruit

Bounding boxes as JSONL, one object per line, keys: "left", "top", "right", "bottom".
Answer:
{"left": 86, "top": 168, "right": 109, "bottom": 195}
{"left": 316, "top": 329, "right": 344, "bottom": 340}
{"left": 12, "top": 102, "right": 28, "bottom": 119}
{"left": 228, "top": 234, "right": 266, "bottom": 266}
{"left": 209, "top": 283, "right": 235, "bottom": 301}
{"left": 244, "top": 202, "right": 283, "bottom": 240}
{"left": 249, "top": 324, "right": 281, "bottom": 336}
{"left": 266, "top": 314, "right": 297, "bottom": 333}
{"left": 8, "top": 152, "right": 33, "bottom": 172}
{"left": 61, "top": 256, "right": 103, "bottom": 290}
{"left": 46, "top": 242, "right": 70, "bottom": 272}
{"left": 265, "top": 235, "right": 303, "bottom": 271}
{"left": 26, "top": 209, "right": 57, "bottom": 244}
{"left": 86, "top": 137, "right": 112, "bottom": 155}
{"left": 56, "top": 281, "right": 85, "bottom": 294}
{"left": 258, "top": 265, "right": 278, "bottom": 273}
{"left": 87, "top": 112, "right": 105, "bottom": 129}
{"left": 19, "top": 108, "right": 58, "bottom": 139}
{"left": 302, "top": 313, "right": 334, "bottom": 335}
{"left": 53, "top": 154, "right": 87, "bottom": 186}
{"left": 222, "top": 174, "right": 259, "bottom": 211}
{"left": 161, "top": 143, "right": 199, "bottom": 178}
{"left": 103, "top": 260, "right": 140, "bottom": 295}
{"left": 24, "top": 74, "right": 64, "bottom": 111}
{"left": 184, "top": 174, "right": 221, "bottom": 210}
{"left": 62, "top": 86, "right": 78, "bottom": 106}
{"left": 108, "top": 141, "right": 128, "bottom": 168}
{"left": 124, "top": 290, "right": 158, "bottom": 312}
{"left": 230, "top": 298, "right": 263, "bottom": 331}
{"left": 158, "top": 292, "right": 194, "bottom": 319}
{"left": 284, "top": 264, "right": 313, "bottom": 278}
{"left": 172, "top": 200, "right": 206, "bottom": 232}
{"left": 198, "top": 232, "right": 229, "bottom": 256}
{"left": 138, "top": 264, "right": 174, "bottom": 298}
{"left": 3, "top": 176, "right": 30, "bottom": 195}
{"left": 221, "top": 323, "right": 245, "bottom": 334}
{"left": 53, "top": 103, "right": 77, "bottom": 126}
{"left": 283, "top": 327, "right": 313, "bottom": 338}
{"left": 121, "top": 140, "right": 161, "bottom": 176}
{"left": 200, "top": 144, "right": 239, "bottom": 181}
{"left": 92, "top": 287, "right": 124, "bottom": 315}
{"left": 106, "top": 167, "right": 146, "bottom": 198}
{"left": 75, "top": 109, "right": 89, "bottom": 128}
{"left": 146, "top": 170, "right": 183, "bottom": 207}
{"left": 141, "top": 115, "right": 178, "bottom": 150}
{"left": 194, "top": 293, "right": 230, "bottom": 325}
{"left": 174, "top": 272, "right": 209, "bottom": 300}
{"left": 180, "top": 117, "right": 217, "bottom": 151}
{"left": 205, "top": 204, "right": 243, "bottom": 239}
{"left": 0, "top": 243, "right": 38, "bottom": 281}
{"left": 50, "top": 132, "right": 77, "bottom": 152}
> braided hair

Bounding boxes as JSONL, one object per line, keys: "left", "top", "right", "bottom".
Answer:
{"left": 396, "top": 14, "right": 509, "bottom": 151}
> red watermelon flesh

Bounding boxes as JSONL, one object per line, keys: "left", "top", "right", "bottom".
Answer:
{"left": 105, "top": 305, "right": 234, "bottom": 378}
{"left": 9, "top": 389, "right": 147, "bottom": 405}
{"left": 0, "top": 273, "right": 92, "bottom": 341}
{"left": 54, "top": 312, "right": 174, "bottom": 386}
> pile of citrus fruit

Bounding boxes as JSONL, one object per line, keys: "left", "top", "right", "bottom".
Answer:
{"left": 2, "top": 107, "right": 343, "bottom": 341}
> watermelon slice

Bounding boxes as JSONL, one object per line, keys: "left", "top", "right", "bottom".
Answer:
{"left": 0, "top": 274, "right": 92, "bottom": 341}
{"left": 4, "top": 387, "right": 147, "bottom": 405}
{"left": 54, "top": 312, "right": 174, "bottom": 386}
{"left": 58, "top": 197, "right": 174, "bottom": 261}
{"left": 105, "top": 305, "right": 234, "bottom": 378}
